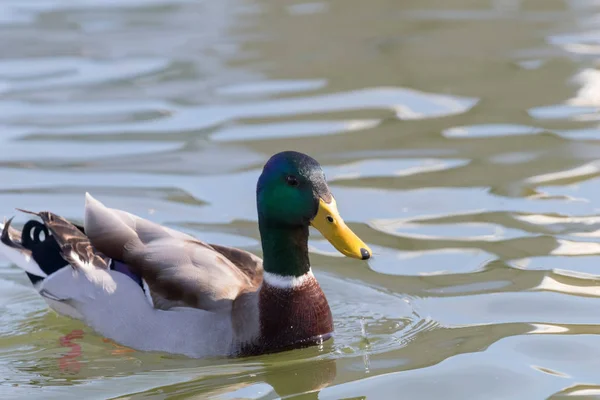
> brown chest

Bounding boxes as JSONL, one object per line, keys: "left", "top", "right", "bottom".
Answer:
{"left": 239, "top": 277, "right": 333, "bottom": 355}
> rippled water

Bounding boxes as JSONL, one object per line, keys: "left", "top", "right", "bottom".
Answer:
{"left": 3, "top": 0, "right": 600, "bottom": 398}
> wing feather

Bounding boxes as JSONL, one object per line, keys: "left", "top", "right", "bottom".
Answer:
{"left": 83, "top": 193, "right": 263, "bottom": 312}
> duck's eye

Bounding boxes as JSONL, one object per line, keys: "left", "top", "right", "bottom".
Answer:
{"left": 286, "top": 175, "right": 299, "bottom": 187}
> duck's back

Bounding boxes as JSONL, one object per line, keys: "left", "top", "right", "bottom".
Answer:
{"left": 83, "top": 193, "right": 264, "bottom": 313}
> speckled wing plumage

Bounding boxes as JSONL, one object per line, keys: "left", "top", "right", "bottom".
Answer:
{"left": 83, "top": 193, "right": 264, "bottom": 312}
{"left": 17, "top": 209, "right": 111, "bottom": 272}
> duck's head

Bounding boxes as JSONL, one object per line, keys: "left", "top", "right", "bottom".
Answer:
{"left": 257, "top": 151, "right": 371, "bottom": 260}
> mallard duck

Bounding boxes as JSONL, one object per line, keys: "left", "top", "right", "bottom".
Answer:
{"left": 0, "top": 151, "right": 371, "bottom": 358}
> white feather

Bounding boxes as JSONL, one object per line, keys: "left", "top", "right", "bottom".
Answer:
{"left": 68, "top": 251, "right": 117, "bottom": 294}
{"left": 263, "top": 269, "right": 315, "bottom": 289}
{"left": 38, "top": 268, "right": 86, "bottom": 320}
{"left": 0, "top": 233, "right": 48, "bottom": 278}
{"left": 142, "top": 278, "right": 154, "bottom": 307}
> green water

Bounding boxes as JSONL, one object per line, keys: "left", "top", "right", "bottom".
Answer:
{"left": 2, "top": 0, "right": 600, "bottom": 398}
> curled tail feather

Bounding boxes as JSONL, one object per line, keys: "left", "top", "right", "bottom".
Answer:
{"left": 1, "top": 217, "right": 49, "bottom": 279}
{"left": 16, "top": 209, "right": 111, "bottom": 272}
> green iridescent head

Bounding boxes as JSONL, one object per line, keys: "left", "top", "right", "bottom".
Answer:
{"left": 256, "top": 151, "right": 371, "bottom": 261}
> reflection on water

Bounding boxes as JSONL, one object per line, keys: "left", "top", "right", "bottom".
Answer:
{"left": 3, "top": 0, "right": 600, "bottom": 398}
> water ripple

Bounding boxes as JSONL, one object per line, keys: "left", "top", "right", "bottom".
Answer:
{"left": 25, "top": 87, "right": 477, "bottom": 136}
{"left": 3, "top": 0, "right": 600, "bottom": 398}
{"left": 443, "top": 124, "right": 544, "bottom": 138}
{"left": 0, "top": 57, "right": 169, "bottom": 92}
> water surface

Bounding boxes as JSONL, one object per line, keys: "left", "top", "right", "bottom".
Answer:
{"left": 2, "top": 0, "right": 600, "bottom": 398}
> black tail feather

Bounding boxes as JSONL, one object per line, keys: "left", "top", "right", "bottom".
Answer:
{"left": 4, "top": 211, "right": 143, "bottom": 292}
{"left": 17, "top": 210, "right": 110, "bottom": 272}
{"left": 2, "top": 212, "right": 87, "bottom": 284}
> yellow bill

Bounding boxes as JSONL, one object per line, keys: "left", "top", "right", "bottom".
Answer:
{"left": 310, "top": 197, "right": 371, "bottom": 260}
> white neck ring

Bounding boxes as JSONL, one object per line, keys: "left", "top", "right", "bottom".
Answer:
{"left": 263, "top": 269, "right": 314, "bottom": 289}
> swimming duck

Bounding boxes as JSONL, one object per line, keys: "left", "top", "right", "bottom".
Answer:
{"left": 0, "top": 151, "right": 371, "bottom": 358}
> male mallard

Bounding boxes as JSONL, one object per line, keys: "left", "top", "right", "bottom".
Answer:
{"left": 0, "top": 151, "right": 371, "bottom": 358}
